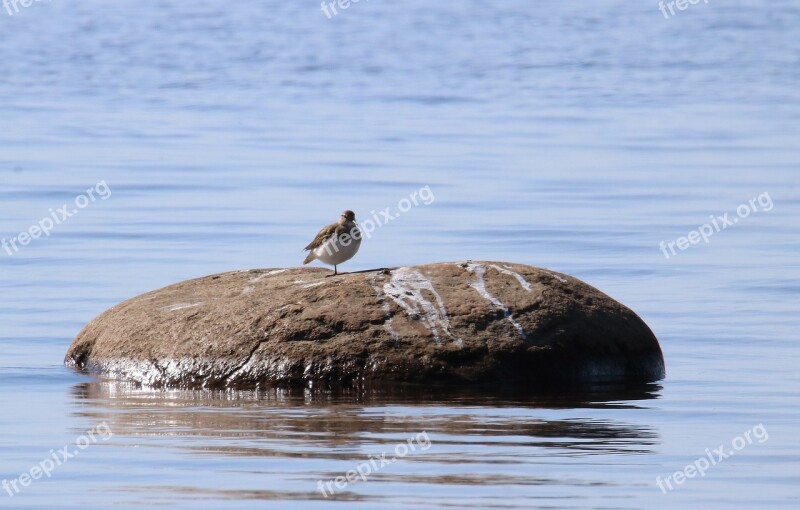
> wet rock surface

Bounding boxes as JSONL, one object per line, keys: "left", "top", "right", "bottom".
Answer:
{"left": 65, "top": 262, "right": 665, "bottom": 388}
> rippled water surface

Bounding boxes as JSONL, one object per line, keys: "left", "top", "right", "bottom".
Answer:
{"left": 1, "top": 1, "right": 798, "bottom": 508}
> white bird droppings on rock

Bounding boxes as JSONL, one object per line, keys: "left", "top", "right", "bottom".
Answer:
{"left": 463, "top": 263, "right": 528, "bottom": 340}
{"left": 382, "top": 267, "right": 457, "bottom": 345}
{"left": 368, "top": 274, "right": 401, "bottom": 342}
{"left": 491, "top": 264, "right": 533, "bottom": 291}
{"left": 544, "top": 271, "right": 568, "bottom": 283}
{"left": 249, "top": 269, "right": 290, "bottom": 283}
{"left": 162, "top": 302, "right": 203, "bottom": 312}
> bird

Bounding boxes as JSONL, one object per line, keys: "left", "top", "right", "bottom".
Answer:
{"left": 303, "top": 210, "right": 362, "bottom": 276}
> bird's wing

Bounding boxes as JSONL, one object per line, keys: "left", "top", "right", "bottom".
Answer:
{"left": 303, "top": 223, "right": 339, "bottom": 251}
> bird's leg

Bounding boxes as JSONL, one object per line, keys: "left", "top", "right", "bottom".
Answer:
{"left": 334, "top": 265, "right": 338, "bottom": 276}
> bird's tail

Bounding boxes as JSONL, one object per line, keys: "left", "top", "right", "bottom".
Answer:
{"left": 303, "top": 251, "right": 316, "bottom": 265}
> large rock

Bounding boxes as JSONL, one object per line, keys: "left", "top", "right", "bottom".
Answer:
{"left": 65, "top": 262, "right": 665, "bottom": 388}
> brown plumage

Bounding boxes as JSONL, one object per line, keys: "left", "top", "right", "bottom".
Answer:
{"left": 302, "top": 223, "right": 343, "bottom": 264}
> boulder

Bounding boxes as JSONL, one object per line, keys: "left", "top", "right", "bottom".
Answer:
{"left": 65, "top": 262, "right": 665, "bottom": 388}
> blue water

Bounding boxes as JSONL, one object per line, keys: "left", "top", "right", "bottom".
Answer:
{"left": 1, "top": 0, "right": 798, "bottom": 508}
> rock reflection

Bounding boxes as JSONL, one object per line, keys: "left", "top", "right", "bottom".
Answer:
{"left": 69, "top": 381, "right": 662, "bottom": 507}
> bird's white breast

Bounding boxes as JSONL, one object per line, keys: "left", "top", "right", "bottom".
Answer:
{"left": 313, "top": 228, "right": 361, "bottom": 265}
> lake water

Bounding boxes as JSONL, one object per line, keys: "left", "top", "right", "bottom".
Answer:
{"left": 1, "top": 1, "right": 798, "bottom": 508}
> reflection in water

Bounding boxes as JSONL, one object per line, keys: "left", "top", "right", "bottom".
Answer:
{"left": 68, "top": 381, "right": 661, "bottom": 506}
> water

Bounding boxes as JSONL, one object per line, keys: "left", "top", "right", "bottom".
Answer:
{"left": 1, "top": 0, "right": 798, "bottom": 508}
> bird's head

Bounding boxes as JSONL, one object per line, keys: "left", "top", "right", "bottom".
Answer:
{"left": 341, "top": 210, "right": 356, "bottom": 223}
